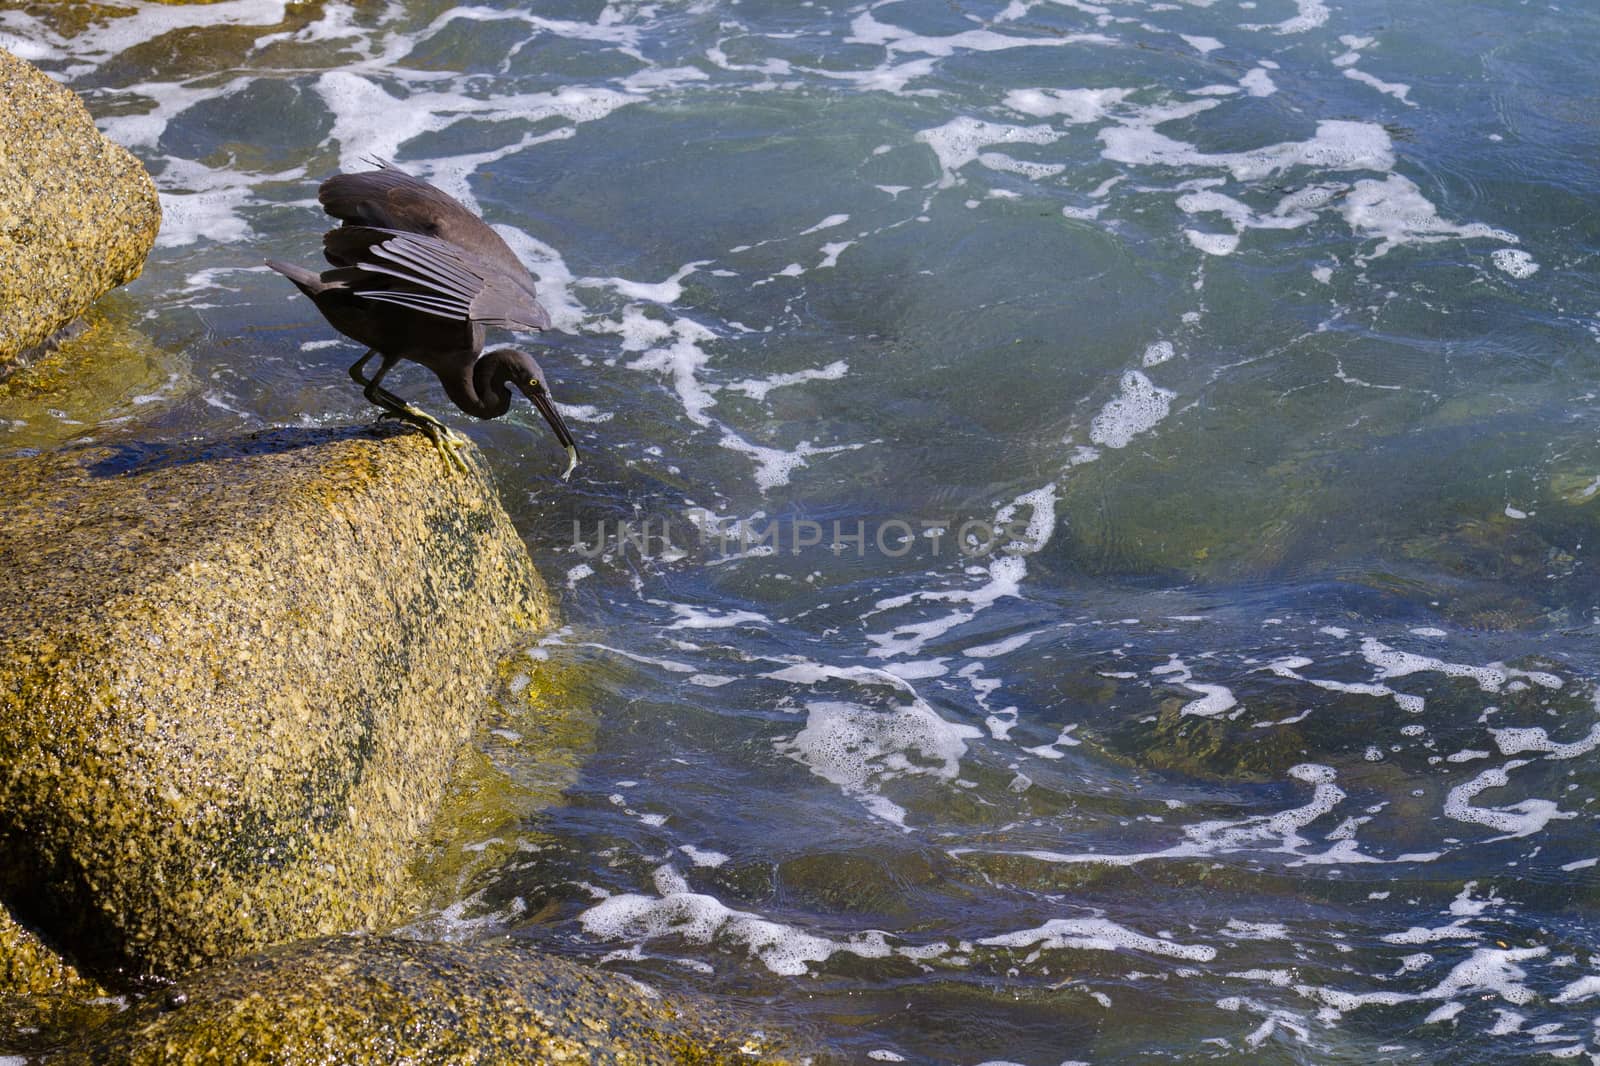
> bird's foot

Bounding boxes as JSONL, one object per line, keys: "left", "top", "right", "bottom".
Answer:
{"left": 420, "top": 420, "right": 470, "bottom": 474}
{"left": 377, "top": 406, "right": 469, "bottom": 473}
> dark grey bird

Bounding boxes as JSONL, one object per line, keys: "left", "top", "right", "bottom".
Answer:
{"left": 266, "top": 160, "right": 578, "bottom": 478}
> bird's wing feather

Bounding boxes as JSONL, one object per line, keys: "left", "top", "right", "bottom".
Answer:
{"left": 350, "top": 289, "right": 467, "bottom": 321}
{"left": 319, "top": 167, "right": 469, "bottom": 234}
{"left": 472, "top": 277, "right": 553, "bottom": 332}
{"left": 366, "top": 234, "right": 483, "bottom": 302}
{"left": 326, "top": 226, "right": 552, "bottom": 331}
{"left": 319, "top": 164, "right": 551, "bottom": 329}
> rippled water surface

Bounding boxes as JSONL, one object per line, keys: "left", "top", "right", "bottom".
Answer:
{"left": 8, "top": 0, "right": 1600, "bottom": 1060}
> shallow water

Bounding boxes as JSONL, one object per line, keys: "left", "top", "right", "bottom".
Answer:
{"left": 7, "top": 0, "right": 1600, "bottom": 1060}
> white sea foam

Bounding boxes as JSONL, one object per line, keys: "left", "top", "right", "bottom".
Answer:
{"left": 1262, "top": 653, "right": 1420, "bottom": 713}
{"left": 762, "top": 660, "right": 922, "bottom": 698}
{"left": 777, "top": 699, "right": 982, "bottom": 826}
{"left": 1381, "top": 921, "right": 1476, "bottom": 945}
{"left": 1101, "top": 118, "right": 1394, "bottom": 183}
{"left": 1443, "top": 762, "right": 1574, "bottom": 838}
{"left": 1340, "top": 175, "right": 1518, "bottom": 258}
{"left": 1090, "top": 370, "right": 1175, "bottom": 448}
{"left": 2, "top": 0, "right": 289, "bottom": 75}
{"left": 1492, "top": 248, "right": 1540, "bottom": 278}
{"left": 963, "top": 630, "right": 1042, "bottom": 658}
{"left": 1490, "top": 723, "right": 1600, "bottom": 760}
{"left": 1022, "top": 724, "right": 1082, "bottom": 759}
{"left": 1245, "top": 0, "right": 1330, "bottom": 34}
{"left": 625, "top": 317, "right": 722, "bottom": 426}
{"left": 916, "top": 117, "right": 1063, "bottom": 188}
{"left": 979, "top": 917, "right": 1216, "bottom": 961}
{"left": 668, "top": 604, "right": 770, "bottom": 629}
{"left": 1174, "top": 186, "right": 1330, "bottom": 251}
{"left": 1552, "top": 975, "right": 1600, "bottom": 1004}
{"left": 866, "top": 486, "right": 1055, "bottom": 658}
{"left": 155, "top": 158, "right": 277, "bottom": 248}
{"left": 1424, "top": 1001, "right": 1464, "bottom": 1024}
{"left": 580, "top": 880, "right": 893, "bottom": 975}
{"left": 1179, "top": 683, "right": 1238, "bottom": 718}
{"left": 958, "top": 764, "right": 1367, "bottom": 867}
{"left": 1142, "top": 341, "right": 1176, "bottom": 366}
{"left": 581, "top": 260, "right": 710, "bottom": 304}
{"left": 317, "top": 71, "right": 641, "bottom": 175}
{"left": 1298, "top": 946, "right": 1548, "bottom": 1020}
{"left": 1344, "top": 67, "right": 1414, "bottom": 106}
{"left": 1240, "top": 68, "right": 1277, "bottom": 96}
{"left": 1360, "top": 638, "right": 1509, "bottom": 691}
{"left": 995, "top": 484, "right": 1058, "bottom": 553}
{"left": 1448, "top": 881, "right": 1504, "bottom": 918}
{"left": 1226, "top": 920, "right": 1289, "bottom": 941}
{"left": 679, "top": 845, "right": 731, "bottom": 868}
{"left": 725, "top": 360, "right": 849, "bottom": 402}
{"left": 1186, "top": 230, "right": 1240, "bottom": 256}
{"left": 718, "top": 432, "right": 861, "bottom": 492}
{"left": 978, "top": 152, "right": 1067, "bottom": 180}
{"left": 799, "top": 213, "right": 850, "bottom": 235}
{"left": 847, "top": 10, "right": 1110, "bottom": 58}
{"left": 1003, "top": 87, "right": 1134, "bottom": 122}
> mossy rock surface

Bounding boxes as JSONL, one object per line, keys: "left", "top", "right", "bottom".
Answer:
{"left": 0, "top": 47, "right": 160, "bottom": 377}
{"left": 0, "top": 425, "right": 549, "bottom": 978}
{"left": 55, "top": 934, "right": 794, "bottom": 1066}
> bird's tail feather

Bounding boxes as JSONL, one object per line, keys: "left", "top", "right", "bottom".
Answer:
{"left": 264, "top": 259, "right": 325, "bottom": 293}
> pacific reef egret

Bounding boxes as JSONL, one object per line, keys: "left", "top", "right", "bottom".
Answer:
{"left": 267, "top": 160, "right": 578, "bottom": 478}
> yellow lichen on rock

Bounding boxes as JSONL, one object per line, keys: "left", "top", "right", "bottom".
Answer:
{"left": 53, "top": 935, "right": 798, "bottom": 1065}
{"left": 0, "top": 425, "right": 549, "bottom": 977}
{"left": 0, "top": 902, "right": 118, "bottom": 1056}
{"left": 0, "top": 903, "right": 99, "bottom": 998}
{"left": 0, "top": 47, "right": 161, "bottom": 377}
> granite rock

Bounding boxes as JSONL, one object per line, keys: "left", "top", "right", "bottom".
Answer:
{"left": 0, "top": 47, "right": 161, "bottom": 378}
{"left": 0, "top": 426, "right": 548, "bottom": 977}
{"left": 55, "top": 934, "right": 795, "bottom": 1065}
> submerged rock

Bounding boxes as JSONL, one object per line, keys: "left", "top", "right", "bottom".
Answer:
{"left": 0, "top": 48, "right": 161, "bottom": 379}
{"left": 0, "top": 297, "right": 188, "bottom": 452}
{"left": 0, "top": 902, "right": 119, "bottom": 1056}
{"left": 0, "top": 426, "right": 549, "bottom": 978}
{"left": 55, "top": 934, "right": 793, "bottom": 1065}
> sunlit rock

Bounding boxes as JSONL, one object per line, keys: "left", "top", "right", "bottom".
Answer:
{"left": 0, "top": 427, "right": 548, "bottom": 977}
{"left": 53, "top": 935, "right": 794, "bottom": 1065}
{"left": 0, "top": 48, "right": 160, "bottom": 378}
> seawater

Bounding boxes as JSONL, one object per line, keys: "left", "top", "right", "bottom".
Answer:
{"left": 6, "top": 0, "right": 1600, "bottom": 1061}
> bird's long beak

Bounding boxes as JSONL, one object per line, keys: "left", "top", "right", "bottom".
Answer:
{"left": 519, "top": 380, "right": 579, "bottom": 480}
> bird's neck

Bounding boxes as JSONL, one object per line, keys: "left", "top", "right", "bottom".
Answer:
{"left": 440, "top": 353, "right": 514, "bottom": 420}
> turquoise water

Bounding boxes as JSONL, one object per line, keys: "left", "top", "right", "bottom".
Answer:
{"left": 8, "top": 0, "right": 1600, "bottom": 1060}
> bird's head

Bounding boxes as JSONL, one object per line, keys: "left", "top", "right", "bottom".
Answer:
{"left": 492, "top": 348, "right": 579, "bottom": 480}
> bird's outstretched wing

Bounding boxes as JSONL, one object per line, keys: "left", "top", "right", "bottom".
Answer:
{"left": 319, "top": 164, "right": 467, "bottom": 236}
{"left": 324, "top": 225, "right": 552, "bottom": 331}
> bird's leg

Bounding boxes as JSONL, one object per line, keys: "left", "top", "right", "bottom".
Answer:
{"left": 351, "top": 350, "right": 439, "bottom": 428}
{"left": 348, "top": 348, "right": 382, "bottom": 389}
{"left": 356, "top": 352, "right": 468, "bottom": 472}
